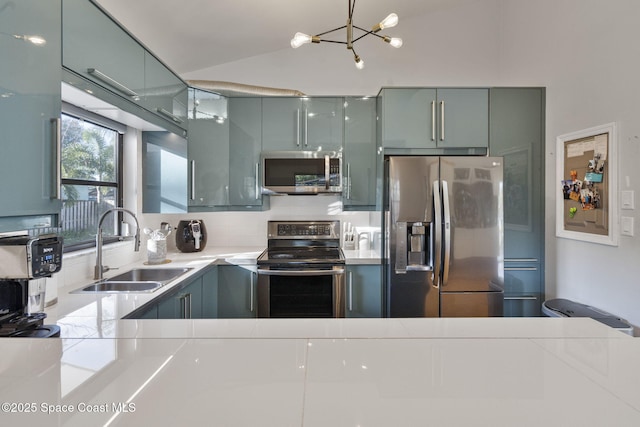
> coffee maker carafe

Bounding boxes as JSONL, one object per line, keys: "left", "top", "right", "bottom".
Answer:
{"left": 175, "top": 220, "right": 207, "bottom": 253}
{"left": 0, "top": 234, "right": 63, "bottom": 338}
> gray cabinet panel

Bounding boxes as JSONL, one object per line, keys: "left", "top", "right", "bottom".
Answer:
{"left": 229, "top": 98, "right": 263, "bottom": 206}
{"left": 142, "top": 131, "right": 188, "bottom": 213}
{"left": 0, "top": 0, "right": 62, "bottom": 219}
{"left": 63, "top": 0, "right": 145, "bottom": 102}
{"left": 187, "top": 88, "right": 229, "bottom": 207}
{"left": 262, "top": 97, "right": 343, "bottom": 151}
{"left": 489, "top": 87, "right": 545, "bottom": 317}
{"left": 217, "top": 265, "right": 257, "bottom": 318}
{"left": 157, "top": 275, "right": 204, "bottom": 319}
{"left": 346, "top": 265, "right": 382, "bottom": 318}
{"left": 143, "top": 52, "right": 188, "bottom": 128}
{"left": 380, "top": 88, "right": 488, "bottom": 149}
{"left": 343, "top": 97, "right": 377, "bottom": 209}
{"left": 381, "top": 88, "right": 436, "bottom": 149}
{"left": 201, "top": 267, "right": 218, "bottom": 318}
{"left": 437, "top": 88, "right": 488, "bottom": 148}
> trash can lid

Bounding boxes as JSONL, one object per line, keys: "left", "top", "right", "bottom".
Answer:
{"left": 543, "top": 298, "right": 631, "bottom": 329}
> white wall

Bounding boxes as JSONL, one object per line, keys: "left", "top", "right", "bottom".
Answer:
{"left": 494, "top": 0, "right": 640, "bottom": 328}
{"left": 183, "top": 0, "right": 640, "bottom": 327}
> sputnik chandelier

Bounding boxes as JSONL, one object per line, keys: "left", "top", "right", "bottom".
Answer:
{"left": 290, "top": 0, "right": 402, "bottom": 69}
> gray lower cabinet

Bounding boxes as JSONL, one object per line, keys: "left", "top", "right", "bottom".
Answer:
{"left": 126, "top": 266, "right": 217, "bottom": 320}
{"left": 217, "top": 265, "right": 257, "bottom": 318}
{"left": 379, "top": 88, "right": 488, "bottom": 149}
{"left": 489, "top": 87, "right": 545, "bottom": 316}
{"left": 346, "top": 265, "right": 383, "bottom": 318}
{"left": 262, "top": 97, "right": 343, "bottom": 151}
{"left": 0, "top": 0, "right": 62, "bottom": 222}
{"left": 343, "top": 97, "right": 377, "bottom": 210}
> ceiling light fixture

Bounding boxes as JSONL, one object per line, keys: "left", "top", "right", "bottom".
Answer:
{"left": 290, "top": 0, "right": 402, "bottom": 70}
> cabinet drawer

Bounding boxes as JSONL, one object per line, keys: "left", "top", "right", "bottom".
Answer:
{"left": 503, "top": 264, "right": 542, "bottom": 295}
{"left": 504, "top": 294, "right": 542, "bottom": 317}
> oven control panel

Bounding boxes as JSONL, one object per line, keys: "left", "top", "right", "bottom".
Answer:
{"left": 268, "top": 221, "right": 340, "bottom": 239}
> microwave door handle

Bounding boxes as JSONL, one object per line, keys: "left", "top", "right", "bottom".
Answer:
{"left": 442, "top": 180, "right": 451, "bottom": 287}
{"left": 325, "top": 155, "right": 330, "bottom": 190}
{"left": 432, "top": 180, "right": 442, "bottom": 288}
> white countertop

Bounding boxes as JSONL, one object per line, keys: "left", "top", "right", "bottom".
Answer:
{"left": 1, "top": 318, "right": 639, "bottom": 426}
{"left": 6, "top": 247, "right": 636, "bottom": 425}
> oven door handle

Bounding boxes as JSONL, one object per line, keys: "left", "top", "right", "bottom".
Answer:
{"left": 257, "top": 268, "right": 345, "bottom": 276}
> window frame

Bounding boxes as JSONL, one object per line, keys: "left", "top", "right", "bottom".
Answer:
{"left": 60, "top": 105, "right": 125, "bottom": 252}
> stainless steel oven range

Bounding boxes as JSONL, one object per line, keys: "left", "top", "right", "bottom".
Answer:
{"left": 257, "top": 220, "right": 345, "bottom": 318}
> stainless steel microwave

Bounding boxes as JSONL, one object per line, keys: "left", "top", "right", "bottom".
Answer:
{"left": 262, "top": 151, "right": 342, "bottom": 195}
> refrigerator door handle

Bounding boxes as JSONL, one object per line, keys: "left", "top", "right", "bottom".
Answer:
{"left": 442, "top": 180, "right": 451, "bottom": 287}
{"left": 432, "top": 180, "right": 442, "bottom": 288}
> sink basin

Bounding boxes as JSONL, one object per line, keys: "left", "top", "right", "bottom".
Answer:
{"left": 79, "top": 281, "right": 163, "bottom": 293}
{"left": 72, "top": 267, "right": 192, "bottom": 293}
{"left": 107, "top": 268, "right": 192, "bottom": 284}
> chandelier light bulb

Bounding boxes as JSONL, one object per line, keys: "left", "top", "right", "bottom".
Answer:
{"left": 354, "top": 56, "right": 365, "bottom": 70}
{"left": 291, "top": 32, "right": 312, "bottom": 48}
{"left": 373, "top": 13, "right": 398, "bottom": 32}
{"left": 387, "top": 37, "right": 403, "bottom": 48}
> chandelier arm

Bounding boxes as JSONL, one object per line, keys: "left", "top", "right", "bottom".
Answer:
{"left": 352, "top": 25, "right": 386, "bottom": 40}
{"left": 349, "top": 0, "right": 356, "bottom": 19}
{"left": 319, "top": 39, "right": 349, "bottom": 45}
{"left": 315, "top": 25, "right": 347, "bottom": 37}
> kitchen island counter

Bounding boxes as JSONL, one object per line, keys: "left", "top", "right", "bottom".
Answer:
{"left": 1, "top": 317, "right": 639, "bottom": 426}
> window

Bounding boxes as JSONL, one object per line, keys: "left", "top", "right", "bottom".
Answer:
{"left": 60, "top": 112, "right": 123, "bottom": 250}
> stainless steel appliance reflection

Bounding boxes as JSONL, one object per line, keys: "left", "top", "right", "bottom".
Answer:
{"left": 257, "top": 220, "right": 345, "bottom": 318}
{"left": 0, "top": 234, "right": 63, "bottom": 337}
{"left": 384, "top": 156, "right": 504, "bottom": 317}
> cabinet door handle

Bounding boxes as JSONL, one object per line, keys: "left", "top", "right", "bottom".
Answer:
{"left": 296, "top": 109, "right": 301, "bottom": 146}
{"left": 156, "top": 107, "right": 183, "bottom": 124}
{"left": 250, "top": 272, "right": 255, "bottom": 312}
{"left": 504, "top": 267, "right": 538, "bottom": 271}
{"left": 504, "top": 296, "right": 538, "bottom": 301}
{"left": 190, "top": 160, "right": 196, "bottom": 200}
{"left": 304, "top": 108, "right": 309, "bottom": 146}
{"left": 440, "top": 100, "right": 445, "bottom": 141}
{"left": 87, "top": 68, "right": 139, "bottom": 98}
{"left": 51, "top": 118, "right": 61, "bottom": 200}
{"left": 348, "top": 271, "right": 353, "bottom": 311}
{"left": 431, "top": 101, "right": 436, "bottom": 141}
{"left": 255, "top": 163, "right": 260, "bottom": 200}
{"left": 346, "top": 163, "right": 351, "bottom": 200}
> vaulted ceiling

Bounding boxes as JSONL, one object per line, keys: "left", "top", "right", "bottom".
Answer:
{"left": 95, "top": 0, "right": 472, "bottom": 75}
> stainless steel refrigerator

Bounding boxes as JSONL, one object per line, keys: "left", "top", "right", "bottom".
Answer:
{"left": 384, "top": 156, "right": 504, "bottom": 317}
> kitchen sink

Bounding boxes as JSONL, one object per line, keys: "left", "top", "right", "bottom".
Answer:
{"left": 72, "top": 267, "right": 192, "bottom": 293}
{"left": 79, "top": 281, "right": 163, "bottom": 293}
{"left": 107, "top": 268, "right": 192, "bottom": 284}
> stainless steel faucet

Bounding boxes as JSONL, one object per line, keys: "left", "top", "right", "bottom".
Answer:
{"left": 94, "top": 208, "right": 141, "bottom": 280}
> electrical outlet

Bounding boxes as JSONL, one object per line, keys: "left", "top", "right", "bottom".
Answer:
{"left": 621, "top": 190, "right": 635, "bottom": 210}
{"left": 621, "top": 216, "right": 634, "bottom": 236}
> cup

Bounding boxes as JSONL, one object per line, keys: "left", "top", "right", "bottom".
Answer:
{"left": 147, "top": 238, "right": 167, "bottom": 264}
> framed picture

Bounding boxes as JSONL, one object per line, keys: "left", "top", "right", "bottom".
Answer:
{"left": 556, "top": 122, "right": 618, "bottom": 246}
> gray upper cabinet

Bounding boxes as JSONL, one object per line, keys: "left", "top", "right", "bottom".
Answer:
{"left": 143, "top": 52, "right": 188, "bottom": 127}
{"left": 0, "top": 0, "right": 62, "bottom": 220}
{"left": 187, "top": 88, "right": 229, "bottom": 208}
{"left": 380, "top": 88, "right": 488, "bottom": 149}
{"left": 489, "top": 87, "right": 545, "bottom": 316}
{"left": 228, "top": 97, "right": 265, "bottom": 207}
{"left": 142, "top": 131, "right": 188, "bottom": 213}
{"left": 262, "top": 97, "right": 343, "bottom": 151}
{"left": 62, "top": 0, "right": 187, "bottom": 132}
{"left": 63, "top": 0, "right": 144, "bottom": 103}
{"left": 343, "top": 97, "right": 377, "bottom": 209}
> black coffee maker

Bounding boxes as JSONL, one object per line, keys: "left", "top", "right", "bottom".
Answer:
{"left": 175, "top": 220, "right": 207, "bottom": 253}
{"left": 0, "top": 234, "right": 63, "bottom": 338}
